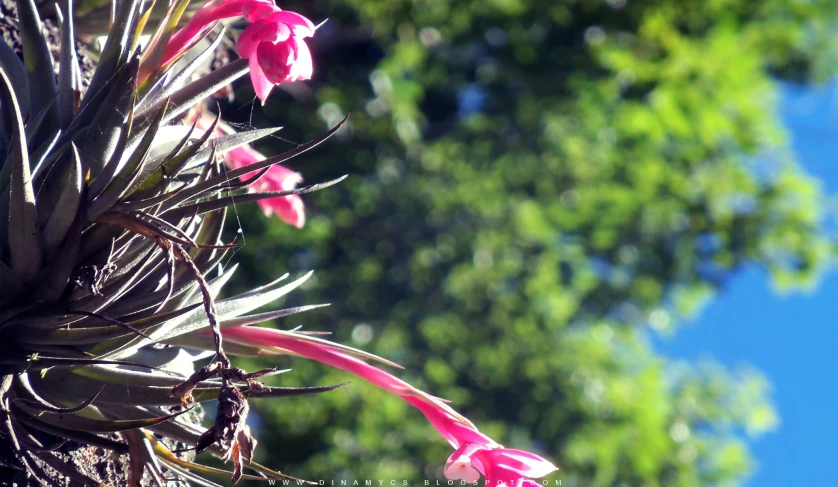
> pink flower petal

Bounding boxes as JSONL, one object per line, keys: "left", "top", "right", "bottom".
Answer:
{"left": 444, "top": 450, "right": 481, "bottom": 484}
{"left": 479, "top": 449, "right": 559, "bottom": 479}
{"left": 257, "top": 194, "right": 306, "bottom": 228}
{"left": 204, "top": 0, "right": 273, "bottom": 21}
{"left": 161, "top": 20, "right": 215, "bottom": 70}
{"left": 267, "top": 10, "right": 317, "bottom": 37}
{"left": 225, "top": 146, "right": 260, "bottom": 171}
{"left": 248, "top": 54, "right": 275, "bottom": 105}
{"left": 404, "top": 396, "right": 496, "bottom": 449}
{"left": 444, "top": 443, "right": 485, "bottom": 473}
{"left": 243, "top": 1, "right": 279, "bottom": 22}
{"left": 479, "top": 460, "right": 526, "bottom": 487}
{"left": 287, "top": 37, "right": 314, "bottom": 81}
{"left": 260, "top": 164, "right": 303, "bottom": 190}
{"left": 257, "top": 41, "right": 297, "bottom": 84}
{"left": 249, "top": 167, "right": 306, "bottom": 227}
{"left": 238, "top": 20, "right": 288, "bottom": 58}
{"left": 163, "top": 0, "right": 272, "bottom": 67}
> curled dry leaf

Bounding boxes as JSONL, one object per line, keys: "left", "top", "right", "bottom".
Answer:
{"left": 195, "top": 380, "right": 255, "bottom": 485}
{"left": 170, "top": 361, "right": 223, "bottom": 406}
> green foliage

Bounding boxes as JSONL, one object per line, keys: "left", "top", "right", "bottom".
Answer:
{"left": 227, "top": 0, "right": 837, "bottom": 485}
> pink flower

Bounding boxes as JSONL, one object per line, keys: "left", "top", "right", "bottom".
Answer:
{"left": 445, "top": 440, "right": 559, "bottom": 487}
{"left": 218, "top": 135, "right": 306, "bottom": 227}
{"left": 194, "top": 114, "right": 306, "bottom": 227}
{"left": 236, "top": 9, "right": 315, "bottom": 104}
{"left": 404, "top": 396, "right": 557, "bottom": 487}
{"left": 219, "top": 326, "right": 558, "bottom": 486}
{"left": 159, "top": 0, "right": 315, "bottom": 104}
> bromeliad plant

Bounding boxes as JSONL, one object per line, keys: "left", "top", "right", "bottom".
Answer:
{"left": 0, "top": 0, "right": 557, "bottom": 485}
{"left": 0, "top": 0, "right": 339, "bottom": 483}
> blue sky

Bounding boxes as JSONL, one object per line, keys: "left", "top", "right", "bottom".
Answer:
{"left": 655, "top": 80, "right": 838, "bottom": 487}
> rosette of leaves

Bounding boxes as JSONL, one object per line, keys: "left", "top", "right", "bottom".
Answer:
{"left": 0, "top": 0, "right": 345, "bottom": 484}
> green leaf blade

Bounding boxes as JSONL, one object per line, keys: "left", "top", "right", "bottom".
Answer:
{"left": 0, "top": 69, "right": 42, "bottom": 283}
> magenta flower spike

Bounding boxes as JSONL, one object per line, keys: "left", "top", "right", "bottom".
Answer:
{"left": 160, "top": 0, "right": 316, "bottom": 104}
{"left": 220, "top": 326, "right": 462, "bottom": 408}
{"left": 194, "top": 114, "right": 306, "bottom": 227}
{"left": 160, "top": 0, "right": 270, "bottom": 70}
{"left": 219, "top": 326, "right": 559, "bottom": 486}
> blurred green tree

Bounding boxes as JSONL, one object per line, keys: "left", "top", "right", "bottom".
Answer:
{"left": 220, "top": 0, "right": 838, "bottom": 485}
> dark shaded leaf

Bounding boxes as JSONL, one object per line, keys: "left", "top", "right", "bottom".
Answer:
{"left": 160, "top": 117, "right": 348, "bottom": 211}
{"left": 85, "top": 103, "right": 134, "bottom": 202}
{"left": 0, "top": 69, "right": 42, "bottom": 282}
{"left": 42, "top": 143, "right": 82, "bottom": 254}
{"left": 14, "top": 414, "right": 129, "bottom": 453}
{"left": 0, "top": 38, "right": 30, "bottom": 129}
{"left": 20, "top": 302, "right": 201, "bottom": 346}
{"left": 15, "top": 0, "right": 59, "bottom": 141}
{"left": 87, "top": 100, "right": 170, "bottom": 220}
{"left": 125, "top": 429, "right": 166, "bottom": 487}
{"left": 80, "top": 0, "right": 139, "bottom": 114}
{"left": 33, "top": 452, "right": 101, "bottom": 485}
{"left": 140, "top": 27, "right": 227, "bottom": 109}
{"left": 28, "top": 130, "right": 62, "bottom": 182}
{"left": 154, "top": 271, "right": 313, "bottom": 343}
{"left": 31, "top": 205, "right": 82, "bottom": 302}
{"left": 137, "top": 0, "right": 194, "bottom": 91}
{"left": 165, "top": 176, "right": 348, "bottom": 219}
{"left": 14, "top": 373, "right": 102, "bottom": 414}
{"left": 137, "top": 58, "right": 249, "bottom": 132}
{"left": 16, "top": 399, "right": 191, "bottom": 432}
{"left": 79, "top": 52, "right": 140, "bottom": 181}
{"left": 131, "top": 113, "right": 217, "bottom": 195}
{"left": 56, "top": 0, "right": 80, "bottom": 129}
{"left": 23, "top": 97, "right": 58, "bottom": 148}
